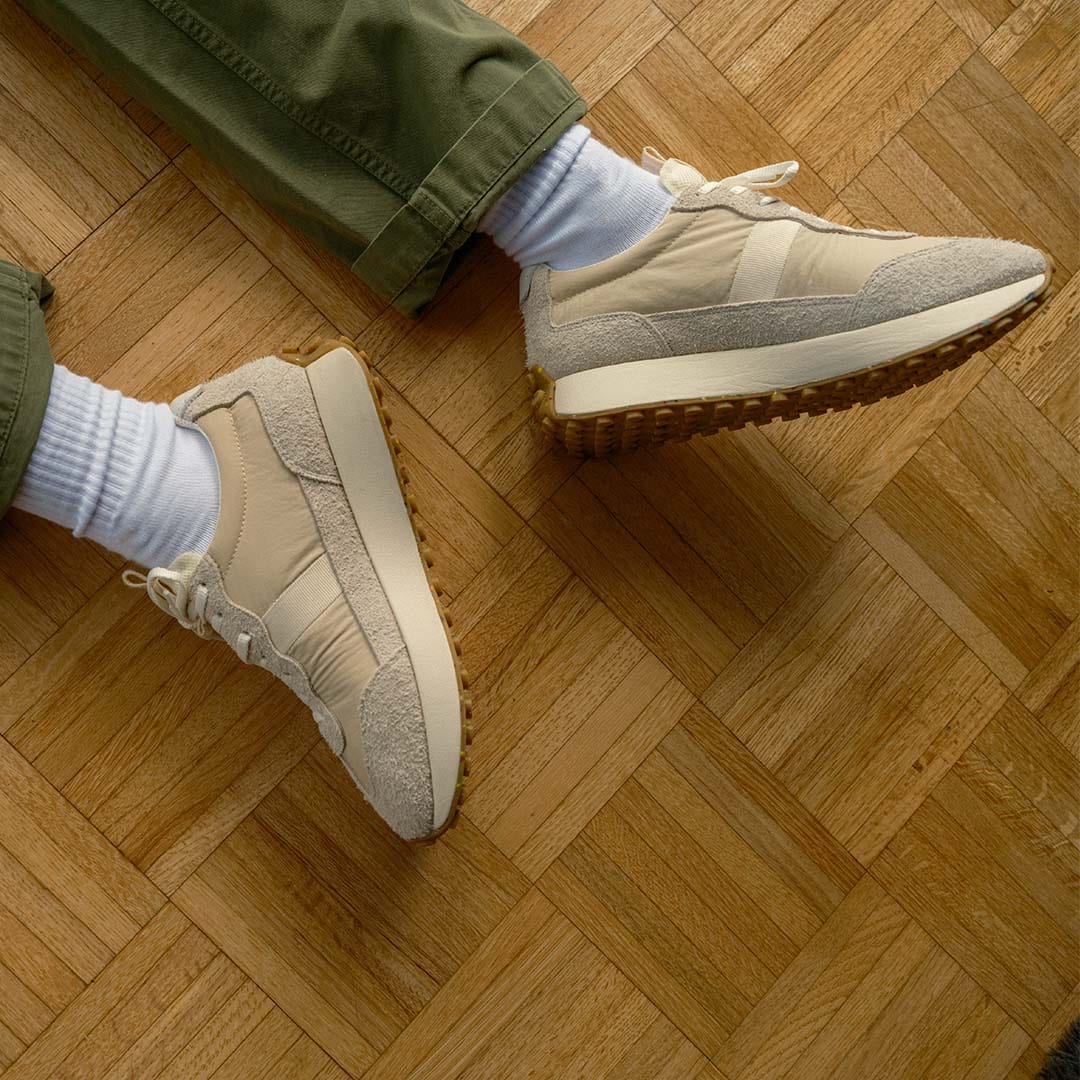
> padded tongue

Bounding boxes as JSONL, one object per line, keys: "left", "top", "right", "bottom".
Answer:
{"left": 165, "top": 549, "right": 204, "bottom": 580}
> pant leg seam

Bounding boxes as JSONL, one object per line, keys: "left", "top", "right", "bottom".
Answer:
{"left": 409, "top": 59, "right": 581, "bottom": 232}
{"left": 0, "top": 271, "right": 31, "bottom": 460}
{"left": 373, "top": 91, "right": 586, "bottom": 310}
{"left": 146, "top": 0, "right": 416, "bottom": 202}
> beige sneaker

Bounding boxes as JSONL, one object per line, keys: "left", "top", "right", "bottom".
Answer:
{"left": 125, "top": 340, "right": 469, "bottom": 842}
{"left": 523, "top": 152, "right": 1052, "bottom": 455}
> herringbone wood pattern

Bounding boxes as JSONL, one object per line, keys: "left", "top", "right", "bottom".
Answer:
{"left": 0, "top": 0, "right": 1077, "bottom": 1077}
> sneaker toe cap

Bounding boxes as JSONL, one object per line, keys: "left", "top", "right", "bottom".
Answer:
{"left": 358, "top": 647, "right": 438, "bottom": 841}
{"left": 850, "top": 238, "right": 1048, "bottom": 329}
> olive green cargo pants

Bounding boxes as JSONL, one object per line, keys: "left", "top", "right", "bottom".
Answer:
{"left": 0, "top": 262, "right": 54, "bottom": 514}
{"left": 1, "top": 0, "right": 586, "bottom": 516}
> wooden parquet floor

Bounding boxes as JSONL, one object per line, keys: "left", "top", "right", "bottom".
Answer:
{"left": 0, "top": 1, "right": 1077, "bottom": 1077}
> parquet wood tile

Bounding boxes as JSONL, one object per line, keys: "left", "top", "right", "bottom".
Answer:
{"left": 0, "top": 734, "right": 164, "bottom": 1067}
{"left": 1017, "top": 615, "right": 1080, "bottom": 755}
{"left": 173, "top": 747, "right": 530, "bottom": 1075}
{"left": 465, "top": 581, "right": 696, "bottom": 876}
{"left": 538, "top": 707, "right": 862, "bottom": 1056}
{"left": 715, "top": 875, "right": 1038, "bottom": 1080}
{"left": 175, "top": 150, "right": 383, "bottom": 335}
{"left": 999, "top": 270, "right": 1080, "bottom": 449}
{"left": 0, "top": 0, "right": 1076, "bottom": 1076}
{"left": 861, "top": 363, "right": 1078, "bottom": 687}
{"left": 872, "top": 705, "right": 1080, "bottom": 1035}
{"left": 703, "top": 530, "right": 1011, "bottom": 862}
{"left": 530, "top": 432, "right": 847, "bottom": 695}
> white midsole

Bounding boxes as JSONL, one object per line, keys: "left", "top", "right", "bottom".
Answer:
{"left": 307, "top": 348, "right": 460, "bottom": 831}
{"left": 551, "top": 275, "right": 1046, "bottom": 416}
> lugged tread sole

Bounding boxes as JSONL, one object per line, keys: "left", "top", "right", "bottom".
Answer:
{"left": 282, "top": 336, "right": 471, "bottom": 844}
{"left": 529, "top": 268, "right": 1054, "bottom": 457}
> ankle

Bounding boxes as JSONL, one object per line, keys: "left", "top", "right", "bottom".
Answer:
{"left": 13, "top": 366, "right": 219, "bottom": 568}
{"left": 481, "top": 126, "right": 674, "bottom": 270}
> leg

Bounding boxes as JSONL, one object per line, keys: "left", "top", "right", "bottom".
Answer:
{"left": 1, "top": 265, "right": 463, "bottom": 841}
{"left": 21, "top": 0, "right": 585, "bottom": 315}
{"left": 18, "top": 2, "right": 1051, "bottom": 457}
{"left": 0, "top": 257, "right": 216, "bottom": 569}
{"left": 0, "top": 260, "right": 54, "bottom": 516}
{"left": 491, "top": 153, "right": 1051, "bottom": 454}
{"left": 13, "top": 364, "right": 219, "bottom": 567}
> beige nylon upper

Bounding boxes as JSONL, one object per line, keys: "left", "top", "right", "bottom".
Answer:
{"left": 181, "top": 393, "right": 377, "bottom": 776}
{"left": 546, "top": 151, "right": 949, "bottom": 326}
{"left": 200, "top": 397, "right": 321, "bottom": 613}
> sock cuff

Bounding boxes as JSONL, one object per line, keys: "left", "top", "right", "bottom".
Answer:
{"left": 93, "top": 400, "right": 220, "bottom": 568}
{"left": 13, "top": 365, "right": 219, "bottom": 568}
{"left": 479, "top": 129, "right": 674, "bottom": 271}
{"left": 138, "top": 409, "right": 220, "bottom": 567}
{"left": 480, "top": 123, "right": 591, "bottom": 250}
{"left": 13, "top": 366, "right": 122, "bottom": 535}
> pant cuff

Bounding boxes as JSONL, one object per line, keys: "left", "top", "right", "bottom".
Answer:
{"left": 0, "top": 261, "right": 55, "bottom": 517}
{"left": 352, "top": 59, "right": 586, "bottom": 316}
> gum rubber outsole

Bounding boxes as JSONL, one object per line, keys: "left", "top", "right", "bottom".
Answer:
{"left": 529, "top": 265, "right": 1054, "bottom": 457}
{"left": 281, "top": 336, "right": 472, "bottom": 844}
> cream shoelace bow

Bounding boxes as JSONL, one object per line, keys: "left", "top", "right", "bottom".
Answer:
{"left": 123, "top": 565, "right": 220, "bottom": 638}
{"left": 642, "top": 147, "right": 799, "bottom": 204}
{"left": 123, "top": 563, "right": 267, "bottom": 667}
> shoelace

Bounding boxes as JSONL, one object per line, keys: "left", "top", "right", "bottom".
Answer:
{"left": 123, "top": 567, "right": 260, "bottom": 665}
{"left": 643, "top": 146, "right": 799, "bottom": 204}
{"left": 642, "top": 147, "right": 904, "bottom": 241}
{"left": 699, "top": 160, "right": 799, "bottom": 201}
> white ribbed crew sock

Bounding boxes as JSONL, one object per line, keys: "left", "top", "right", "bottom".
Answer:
{"left": 13, "top": 365, "right": 219, "bottom": 568}
{"left": 480, "top": 125, "right": 674, "bottom": 270}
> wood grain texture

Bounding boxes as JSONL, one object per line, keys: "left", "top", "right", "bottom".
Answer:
{"left": 0, "top": 0, "right": 1076, "bottom": 1076}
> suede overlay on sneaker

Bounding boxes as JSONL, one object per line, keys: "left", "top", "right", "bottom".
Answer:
{"left": 174, "top": 357, "right": 436, "bottom": 838}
